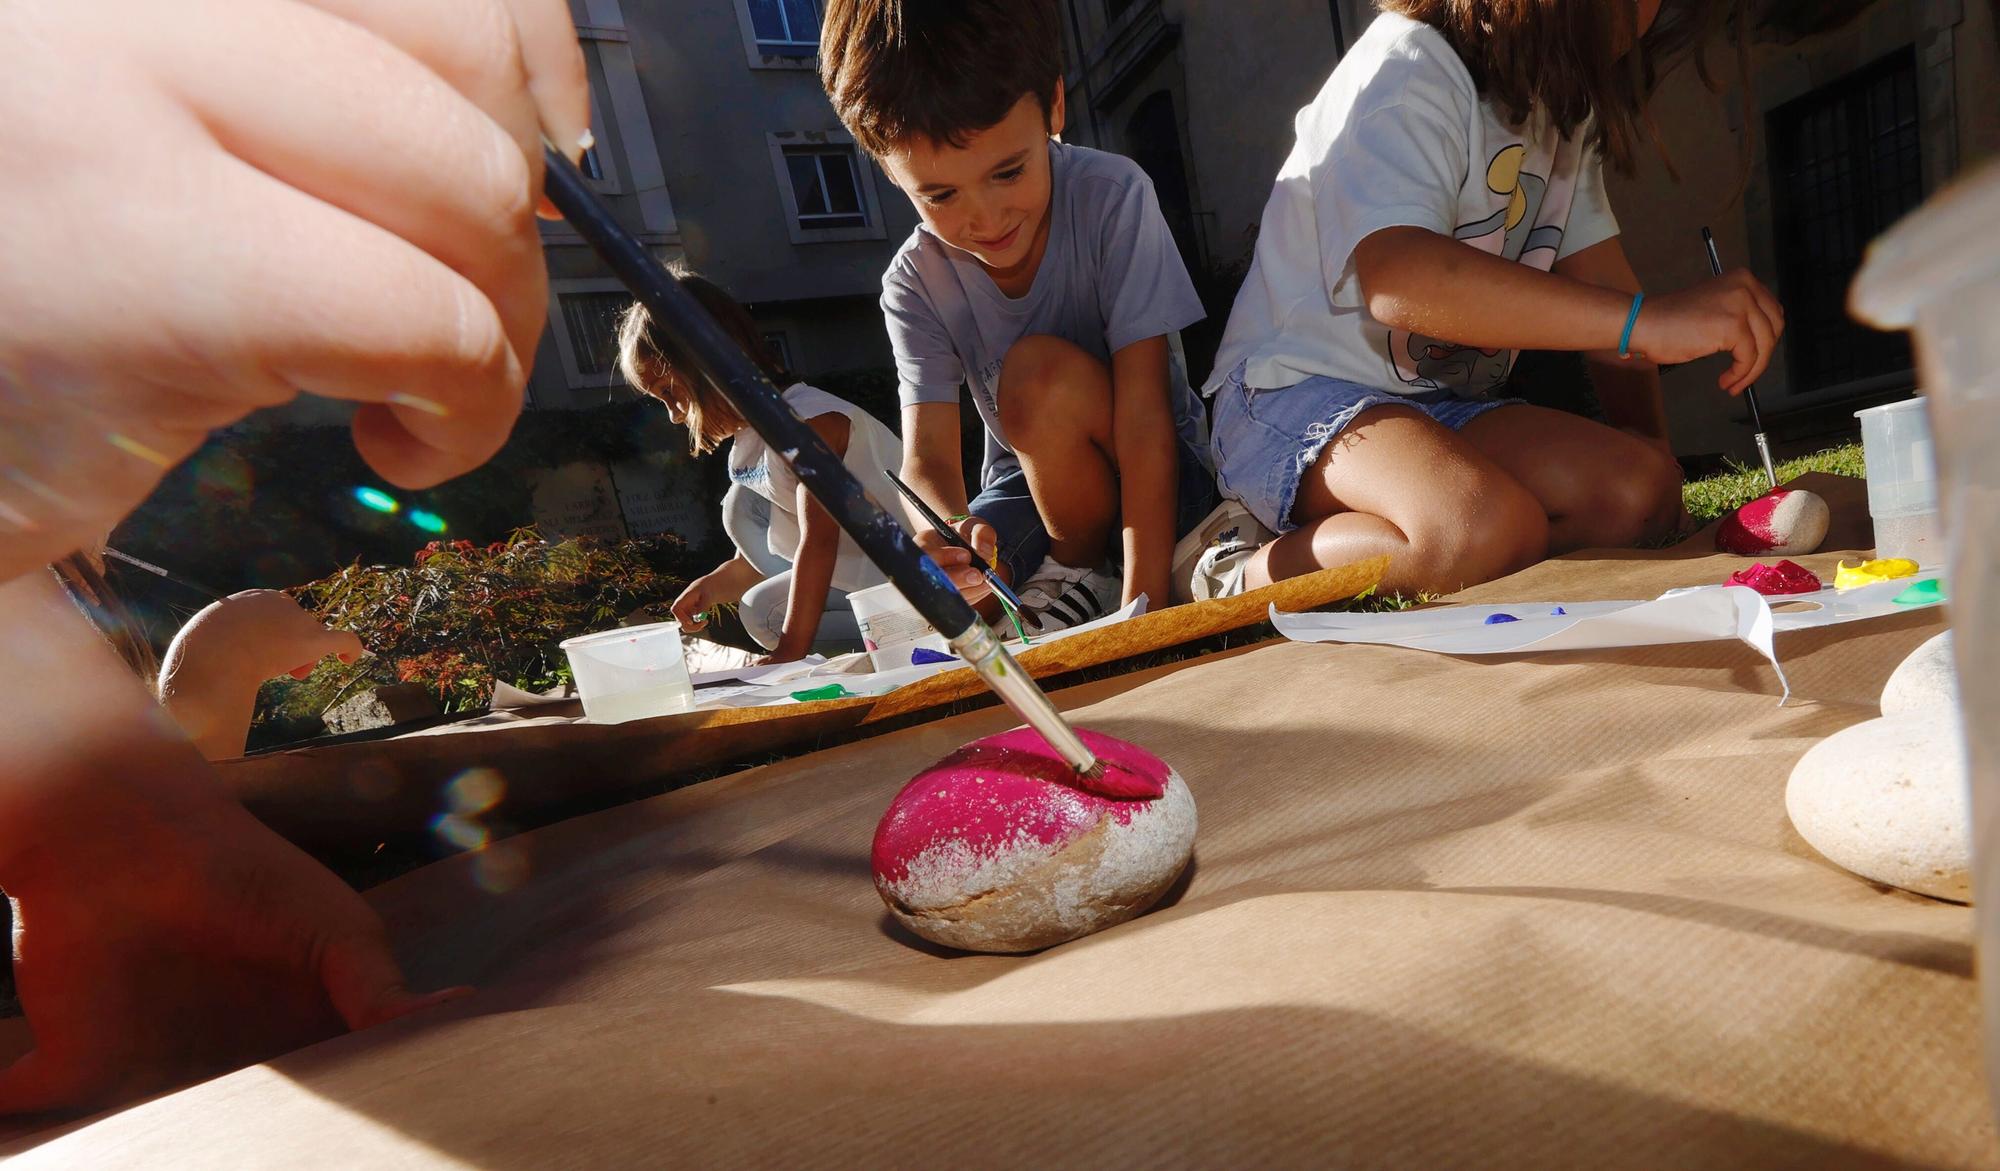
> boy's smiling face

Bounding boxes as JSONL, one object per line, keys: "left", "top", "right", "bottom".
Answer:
{"left": 878, "top": 88, "right": 1066, "bottom": 282}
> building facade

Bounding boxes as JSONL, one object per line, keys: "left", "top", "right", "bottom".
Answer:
{"left": 532, "top": 0, "right": 917, "bottom": 411}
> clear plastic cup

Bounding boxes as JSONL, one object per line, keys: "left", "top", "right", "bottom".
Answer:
{"left": 1854, "top": 398, "right": 1942, "bottom": 562}
{"left": 1852, "top": 160, "right": 2000, "bottom": 1121}
{"left": 558, "top": 621, "right": 695, "bottom": 723}
{"left": 848, "top": 581, "right": 952, "bottom": 672}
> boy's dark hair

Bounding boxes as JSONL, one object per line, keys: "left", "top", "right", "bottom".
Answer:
{"left": 820, "top": 0, "right": 1064, "bottom": 157}
{"left": 617, "top": 271, "right": 789, "bottom": 455}
{"left": 1379, "top": 0, "right": 1748, "bottom": 177}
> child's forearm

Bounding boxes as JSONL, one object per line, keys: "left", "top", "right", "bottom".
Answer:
{"left": 774, "top": 488, "right": 840, "bottom": 659}
{"left": 900, "top": 403, "right": 971, "bottom": 517}
{"left": 1355, "top": 227, "right": 1635, "bottom": 353}
{"left": 713, "top": 554, "right": 766, "bottom": 599}
{"left": 1110, "top": 338, "right": 1178, "bottom": 609}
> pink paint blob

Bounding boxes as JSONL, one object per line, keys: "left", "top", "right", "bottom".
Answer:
{"left": 871, "top": 728, "right": 1170, "bottom": 885}
{"left": 1726, "top": 559, "right": 1823, "bottom": 596}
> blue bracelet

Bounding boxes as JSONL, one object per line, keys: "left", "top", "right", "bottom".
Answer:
{"left": 1618, "top": 292, "right": 1645, "bottom": 359}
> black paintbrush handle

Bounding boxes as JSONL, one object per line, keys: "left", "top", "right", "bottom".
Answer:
{"left": 539, "top": 147, "right": 977, "bottom": 642}
{"left": 884, "top": 470, "right": 997, "bottom": 576}
{"left": 1701, "top": 228, "right": 1771, "bottom": 436}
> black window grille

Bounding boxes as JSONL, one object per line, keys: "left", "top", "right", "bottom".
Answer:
{"left": 561, "top": 292, "right": 631, "bottom": 379}
{"left": 1769, "top": 48, "right": 1923, "bottom": 395}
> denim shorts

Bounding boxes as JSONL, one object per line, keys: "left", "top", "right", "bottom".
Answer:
{"left": 1209, "top": 365, "right": 1524, "bottom": 535}
{"left": 969, "top": 438, "right": 1220, "bottom": 584}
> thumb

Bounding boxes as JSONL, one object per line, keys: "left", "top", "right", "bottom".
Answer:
{"left": 0, "top": 1048, "right": 84, "bottom": 1117}
{"left": 320, "top": 932, "right": 471, "bottom": 1032}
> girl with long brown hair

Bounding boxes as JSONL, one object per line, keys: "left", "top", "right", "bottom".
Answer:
{"left": 616, "top": 273, "right": 919, "bottom": 663}
{"left": 1196, "top": 0, "right": 1780, "bottom": 598}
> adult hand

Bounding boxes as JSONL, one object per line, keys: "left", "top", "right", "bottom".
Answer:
{"left": 0, "top": 0, "right": 591, "bottom": 584}
{"left": 914, "top": 517, "right": 1001, "bottom": 604}
{"left": 0, "top": 573, "right": 464, "bottom": 1114}
{"left": 0, "top": 743, "right": 467, "bottom": 1114}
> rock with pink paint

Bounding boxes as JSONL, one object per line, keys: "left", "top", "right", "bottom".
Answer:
{"left": 1715, "top": 487, "right": 1831, "bottom": 556}
{"left": 872, "top": 728, "right": 1197, "bottom": 953}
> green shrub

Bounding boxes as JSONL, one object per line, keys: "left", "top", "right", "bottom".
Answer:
{"left": 264, "top": 529, "right": 692, "bottom": 732}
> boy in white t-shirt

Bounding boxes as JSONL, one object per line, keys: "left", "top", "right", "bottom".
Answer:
{"left": 1203, "top": 0, "right": 1786, "bottom": 598}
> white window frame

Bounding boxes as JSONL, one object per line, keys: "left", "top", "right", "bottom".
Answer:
{"left": 578, "top": 45, "right": 627, "bottom": 196}
{"left": 546, "top": 279, "right": 635, "bottom": 392}
{"left": 542, "top": 0, "right": 679, "bottom": 246}
{"left": 765, "top": 131, "right": 889, "bottom": 244}
{"left": 731, "top": 0, "right": 824, "bottom": 71}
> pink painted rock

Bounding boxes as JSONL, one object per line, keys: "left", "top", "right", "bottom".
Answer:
{"left": 1716, "top": 488, "right": 1831, "bottom": 556}
{"left": 872, "top": 728, "right": 1197, "bottom": 953}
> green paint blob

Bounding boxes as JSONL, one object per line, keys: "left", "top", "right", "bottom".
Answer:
{"left": 1894, "top": 578, "right": 1946, "bottom": 606}
{"left": 790, "top": 684, "right": 851, "bottom": 702}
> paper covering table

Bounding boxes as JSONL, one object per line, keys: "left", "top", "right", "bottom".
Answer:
{"left": 8, "top": 474, "right": 1989, "bottom": 1168}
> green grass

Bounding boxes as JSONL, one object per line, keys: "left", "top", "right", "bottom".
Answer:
{"left": 1682, "top": 443, "right": 1865, "bottom": 524}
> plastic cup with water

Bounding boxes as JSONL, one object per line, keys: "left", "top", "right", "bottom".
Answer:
{"left": 559, "top": 621, "right": 696, "bottom": 724}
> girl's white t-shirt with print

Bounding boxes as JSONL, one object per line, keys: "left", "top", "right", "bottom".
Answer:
{"left": 726, "top": 384, "right": 917, "bottom": 594}
{"left": 1204, "top": 11, "right": 1622, "bottom": 399}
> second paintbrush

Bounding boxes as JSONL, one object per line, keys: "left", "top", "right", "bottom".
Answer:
{"left": 883, "top": 469, "right": 1028, "bottom": 614}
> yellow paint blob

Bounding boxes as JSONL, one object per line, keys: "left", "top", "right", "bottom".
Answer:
{"left": 1835, "top": 558, "right": 1921, "bottom": 590}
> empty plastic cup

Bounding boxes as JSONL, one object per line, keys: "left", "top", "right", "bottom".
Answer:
{"left": 559, "top": 621, "right": 695, "bottom": 724}
{"left": 1854, "top": 398, "right": 1942, "bottom": 563}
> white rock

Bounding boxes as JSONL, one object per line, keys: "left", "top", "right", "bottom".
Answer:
{"left": 1787, "top": 711, "right": 1971, "bottom": 902}
{"left": 1882, "top": 631, "right": 1957, "bottom": 716}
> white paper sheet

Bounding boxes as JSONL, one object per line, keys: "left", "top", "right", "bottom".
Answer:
{"left": 1270, "top": 572, "right": 1944, "bottom": 705}
{"left": 694, "top": 597, "right": 1150, "bottom": 709}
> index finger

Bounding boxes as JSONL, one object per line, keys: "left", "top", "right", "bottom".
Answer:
{"left": 497, "top": 0, "right": 592, "bottom": 156}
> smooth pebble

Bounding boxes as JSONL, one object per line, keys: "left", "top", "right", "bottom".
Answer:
{"left": 1786, "top": 710, "right": 1970, "bottom": 902}
{"left": 1881, "top": 631, "right": 1957, "bottom": 716}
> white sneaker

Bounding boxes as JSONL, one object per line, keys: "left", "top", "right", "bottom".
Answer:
{"left": 1172, "top": 499, "right": 1273, "bottom": 603}
{"left": 1016, "top": 557, "right": 1120, "bottom": 634}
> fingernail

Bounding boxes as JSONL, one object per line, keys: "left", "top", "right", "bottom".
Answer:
{"left": 403, "top": 986, "right": 476, "bottom": 1017}
{"left": 0, "top": 499, "right": 36, "bottom": 533}
{"left": 389, "top": 393, "right": 451, "bottom": 418}
{"left": 106, "top": 432, "right": 173, "bottom": 468}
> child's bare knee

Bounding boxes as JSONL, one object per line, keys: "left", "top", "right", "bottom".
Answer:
{"left": 998, "top": 334, "right": 1108, "bottom": 440}
{"left": 1602, "top": 447, "right": 1685, "bottom": 543}
{"left": 1475, "top": 486, "right": 1550, "bottom": 575}
{"left": 1405, "top": 484, "right": 1547, "bottom": 590}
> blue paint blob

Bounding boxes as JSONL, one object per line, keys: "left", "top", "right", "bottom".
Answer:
{"left": 1484, "top": 613, "right": 1521, "bottom": 625}
{"left": 910, "top": 647, "right": 955, "bottom": 666}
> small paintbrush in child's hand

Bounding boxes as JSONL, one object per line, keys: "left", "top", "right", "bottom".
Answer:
{"left": 883, "top": 470, "right": 1026, "bottom": 612}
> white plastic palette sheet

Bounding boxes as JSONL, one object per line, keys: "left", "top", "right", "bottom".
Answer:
{"left": 688, "top": 598, "right": 1149, "bottom": 709}
{"left": 1271, "top": 572, "right": 1943, "bottom": 704}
